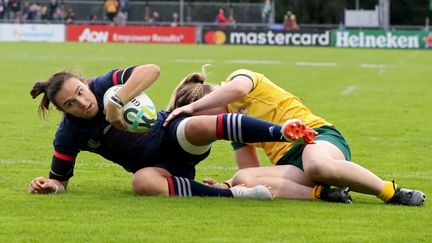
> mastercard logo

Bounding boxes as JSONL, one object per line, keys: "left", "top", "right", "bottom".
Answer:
{"left": 204, "top": 31, "right": 226, "bottom": 45}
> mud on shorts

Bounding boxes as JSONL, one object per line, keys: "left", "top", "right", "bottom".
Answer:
{"left": 276, "top": 126, "right": 351, "bottom": 170}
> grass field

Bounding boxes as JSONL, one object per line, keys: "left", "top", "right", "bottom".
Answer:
{"left": 0, "top": 42, "right": 431, "bottom": 242}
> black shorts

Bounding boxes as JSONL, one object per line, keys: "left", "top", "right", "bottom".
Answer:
{"left": 152, "top": 111, "right": 211, "bottom": 179}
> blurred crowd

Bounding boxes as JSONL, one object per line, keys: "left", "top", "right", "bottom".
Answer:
{"left": 0, "top": 0, "right": 75, "bottom": 24}
{"left": 0, "top": 0, "right": 299, "bottom": 30}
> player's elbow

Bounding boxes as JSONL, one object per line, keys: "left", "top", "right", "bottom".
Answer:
{"left": 137, "top": 64, "right": 161, "bottom": 81}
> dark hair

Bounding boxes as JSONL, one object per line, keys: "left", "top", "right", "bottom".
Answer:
{"left": 167, "top": 65, "right": 217, "bottom": 111}
{"left": 30, "top": 71, "right": 82, "bottom": 119}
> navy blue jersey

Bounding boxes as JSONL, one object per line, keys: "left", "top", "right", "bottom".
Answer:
{"left": 49, "top": 67, "right": 210, "bottom": 181}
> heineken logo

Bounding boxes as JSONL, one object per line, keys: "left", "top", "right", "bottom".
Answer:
{"left": 335, "top": 31, "right": 420, "bottom": 49}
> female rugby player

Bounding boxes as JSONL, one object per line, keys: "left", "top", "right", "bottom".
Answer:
{"left": 165, "top": 66, "right": 425, "bottom": 206}
{"left": 28, "top": 64, "right": 318, "bottom": 200}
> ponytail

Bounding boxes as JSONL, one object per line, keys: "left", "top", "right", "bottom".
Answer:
{"left": 167, "top": 64, "right": 217, "bottom": 111}
{"left": 30, "top": 71, "right": 79, "bottom": 119}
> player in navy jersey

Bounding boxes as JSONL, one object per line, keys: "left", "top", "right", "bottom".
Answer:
{"left": 27, "top": 64, "right": 318, "bottom": 200}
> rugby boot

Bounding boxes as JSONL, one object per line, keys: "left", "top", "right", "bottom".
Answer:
{"left": 387, "top": 185, "right": 425, "bottom": 206}
{"left": 320, "top": 186, "right": 353, "bottom": 204}
{"left": 281, "top": 119, "right": 317, "bottom": 144}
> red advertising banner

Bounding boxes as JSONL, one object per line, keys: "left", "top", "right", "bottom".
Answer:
{"left": 67, "top": 25, "right": 196, "bottom": 44}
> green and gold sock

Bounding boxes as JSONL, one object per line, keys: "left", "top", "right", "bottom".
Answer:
{"left": 377, "top": 181, "right": 397, "bottom": 202}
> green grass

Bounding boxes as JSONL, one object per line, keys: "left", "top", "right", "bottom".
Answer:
{"left": 0, "top": 43, "right": 431, "bottom": 242}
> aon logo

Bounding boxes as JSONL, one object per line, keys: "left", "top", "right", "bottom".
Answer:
{"left": 78, "top": 28, "right": 109, "bottom": 43}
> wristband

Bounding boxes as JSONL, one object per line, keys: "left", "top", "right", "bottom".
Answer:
{"left": 109, "top": 94, "right": 125, "bottom": 108}
{"left": 223, "top": 182, "right": 231, "bottom": 188}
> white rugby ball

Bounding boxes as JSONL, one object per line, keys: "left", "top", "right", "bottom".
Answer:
{"left": 103, "top": 85, "right": 157, "bottom": 133}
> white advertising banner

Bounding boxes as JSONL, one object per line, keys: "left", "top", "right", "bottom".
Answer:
{"left": 0, "top": 24, "right": 65, "bottom": 42}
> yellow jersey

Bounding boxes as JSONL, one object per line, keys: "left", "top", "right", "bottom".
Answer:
{"left": 224, "top": 69, "right": 332, "bottom": 164}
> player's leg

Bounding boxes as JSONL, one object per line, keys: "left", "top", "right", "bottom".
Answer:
{"left": 231, "top": 165, "right": 352, "bottom": 203}
{"left": 302, "top": 140, "right": 384, "bottom": 194}
{"left": 182, "top": 114, "right": 310, "bottom": 146}
{"left": 132, "top": 167, "right": 272, "bottom": 199}
{"left": 302, "top": 141, "right": 425, "bottom": 206}
{"left": 232, "top": 166, "right": 313, "bottom": 199}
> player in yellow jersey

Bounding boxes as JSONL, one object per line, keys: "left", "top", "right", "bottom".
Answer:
{"left": 164, "top": 66, "right": 425, "bottom": 206}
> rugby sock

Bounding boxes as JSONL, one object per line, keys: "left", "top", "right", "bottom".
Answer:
{"left": 377, "top": 181, "right": 397, "bottom": 202}
{"left": 216, "top": 113, "right": 284, "bottom": 143}
{"left": 166, "top": 176, "right": 233, "bottom": 197}
{"left": 311, "top": 185, "right": 324, "bottom": 200}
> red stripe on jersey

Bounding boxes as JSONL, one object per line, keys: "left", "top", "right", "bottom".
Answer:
{"left": 166, "top": 176, "right": 176, "bottom": 196}
{"left": 216, "top": 114, "right": 224, "bottom": 139}
{"left": 112, "top": 70, "right": 120, "bottom": 85}
{"left": 53, "top": 151, "right": 76, "bottom": 162}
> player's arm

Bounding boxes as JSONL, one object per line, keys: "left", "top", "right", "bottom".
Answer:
{"left": 114, "top": 64, "right": 160, "bottom": 104}
{"left": 105, "top": 64, "right": 160, "bottom": 130}
{"left": 234, "top": 144, "right": 261, "bottom": 169}
{"left": 29, "top": 149, "right": 76, "bottom": 194}
{"left": 189, "top": 75, "right": 253, "bottom": 113}
{"left": 164, "top": 74, "right": 253, "bottom": 126}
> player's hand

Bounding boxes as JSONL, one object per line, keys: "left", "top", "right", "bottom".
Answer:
{"left": 163, "top": 105, "right": 194, "bottom": 127}
{"left": 203, "top": 177, "right": 230, "bottom": 189}
{"left": 104, "top": 101, "right": 127, "bottom": 131}
{"left": 28, "top": 177, "right": 58, "bottom": 194}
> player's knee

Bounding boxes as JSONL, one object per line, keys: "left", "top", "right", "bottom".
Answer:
{"left": 131, "top": 169, "right": 166, "bottom": 196}
{"left": 303, "top": 157, "right": 338, "bottom": 181}
{"left": 232, "top": 168, "right": 256, "bottom": 186}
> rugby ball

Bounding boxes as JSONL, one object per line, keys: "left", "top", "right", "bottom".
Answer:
{"left": 103, "top": 85, "right": 157, "bottom": 133}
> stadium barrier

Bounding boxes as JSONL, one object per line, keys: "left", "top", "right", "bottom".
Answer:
{"left": 0, "top": 23, "right": 430, "bottom": 49}
{"left": 67, "top": 25, "right": 196, "bottom": 44}
{"left": 332, "top": 29, "right": 432, "bottom": 49}
{"left": 201, "top": 26, "right": 330, "bottom": 47}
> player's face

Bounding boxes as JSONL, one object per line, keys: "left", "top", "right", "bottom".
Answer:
{"left": 55, "top": 77, "right": 99, "bottom": 119}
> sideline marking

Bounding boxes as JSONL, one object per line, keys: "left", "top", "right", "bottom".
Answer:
{"left": 175, "top": 58, "right": 214, "bottom": 63}
{"left": 359, "top": 64, "right": 387, "bottom": 68}
{"left": 226, "top": 60, "right": 281, "bottom": 64}
{"left": 296, "top": 61, "right": 337, "bottom": 67}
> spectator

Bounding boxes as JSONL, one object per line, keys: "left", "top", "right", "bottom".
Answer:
{"left": 49, "top": 0, "right": 58, "bottom": 20}
{"left": 8, "top": 0, "right": 22, "bottom": 23}
{"left": 284, "top": 11, "right": 299, "bottom": 30}
{"left": 0, "top": 0, "right": 6, "bottom": 20}
{"left": 52, "top": 7, "right": 64, "bottom": 21}
{"left": 227, "top": 15, "right": 236, "bottom": 29}
{"left": 170, "top": 11, "right": 179, "bottom": 27}
{"left": 147, "top": 11, "right": 160, "bottom": 24}
{"left": 261, "top": 0, "right": 272, "bottom": 24}
{"left": 26, "top": 3, "right": 40, "bottom": 21}
{"left": 64, "top": 7, "right": 75, "bottom": 24}
{"left": 214, "top": 8, "right": 227, "bottom": 27}
{"left": 40, "top": 4, "right": 50, "bottom": 21}
{"left": 104, "top": 0, "right": 119, "bottom": 23}
{"left": 118, "top": 0, "right": 130, "bottom": 25}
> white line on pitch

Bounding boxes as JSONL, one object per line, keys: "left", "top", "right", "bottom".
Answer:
{"left": 175, "top": 59, "right": 214, "bottom": 63}
{"left": 226, "top": 60, "right": 281, "bottom": 64}
{"left": 296, "top": 61, "right": 337, "bottom": 67}
{"left": 359, "top": 64, "right": 387, "bottom": 68}
{"left": 341, "top": 86, "right": 357, "bottom": 95}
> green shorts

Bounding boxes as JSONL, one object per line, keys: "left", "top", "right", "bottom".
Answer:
{"left": 276, "top": 126, "right": 351, "bottom": 170}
